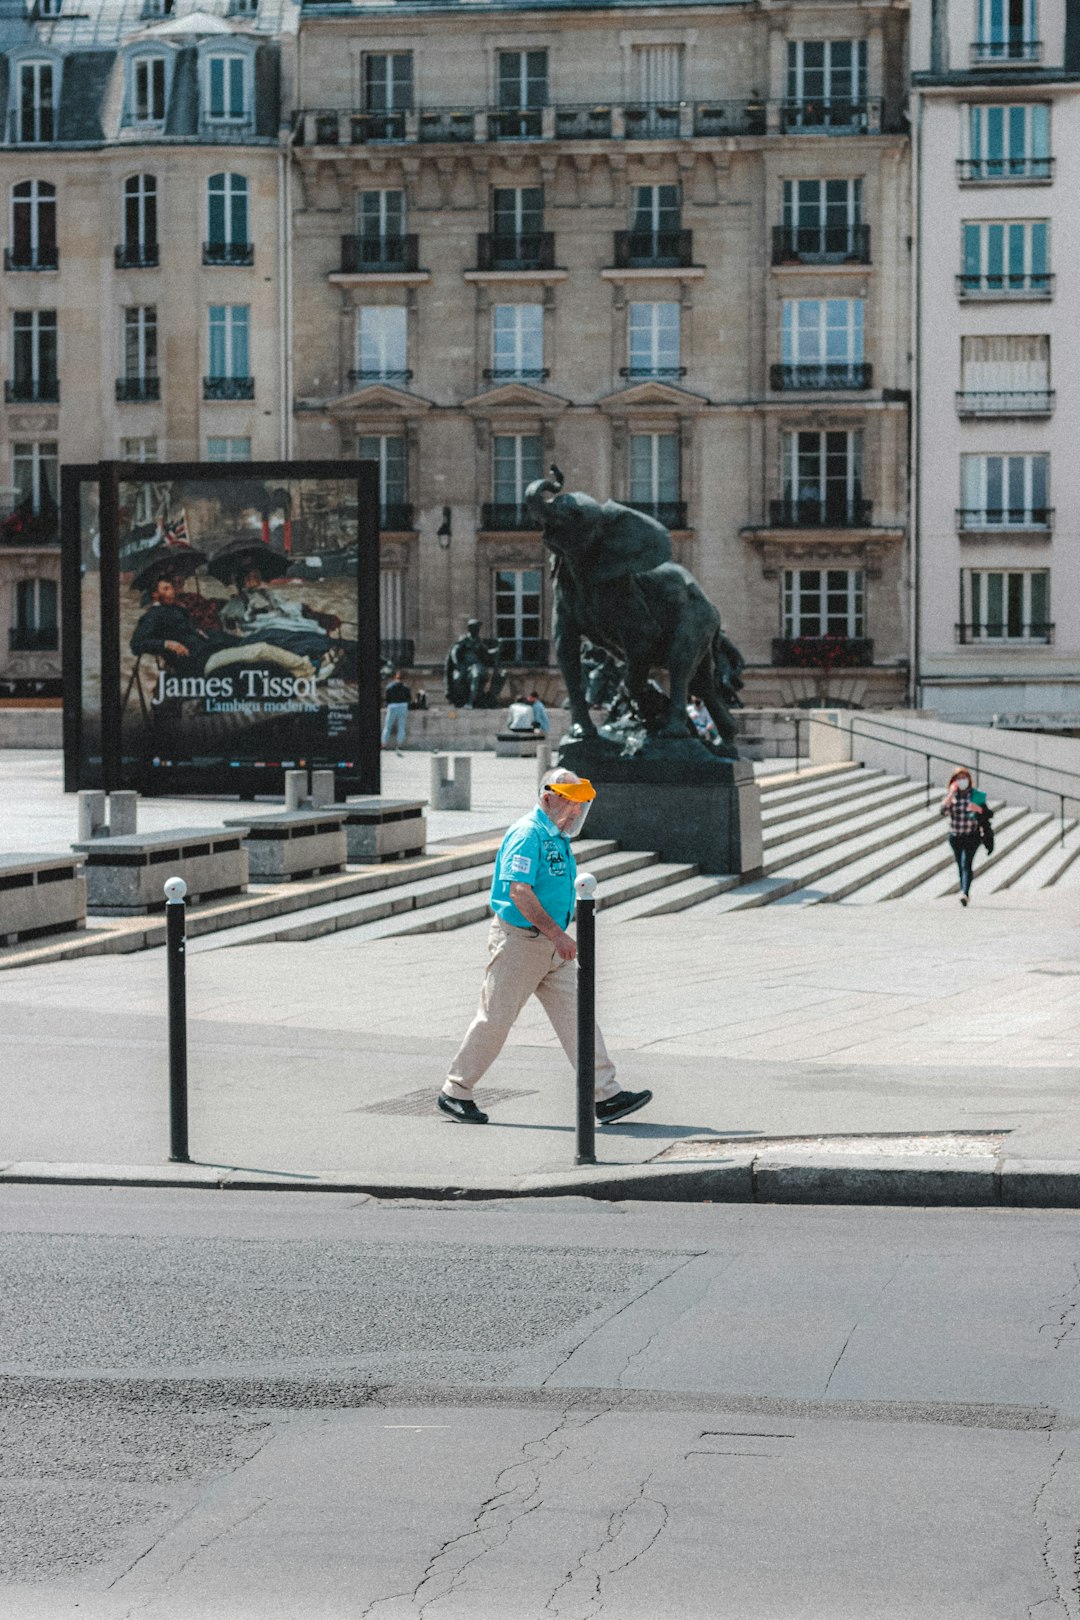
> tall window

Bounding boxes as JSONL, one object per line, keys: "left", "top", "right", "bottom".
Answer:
{"left": 630, "top": 184, "right": 680, "bottom": 237}
{"left": 123, "top": 306, "right": 157, "bottom": 382}
{"left": 783, "top": 569, "right": 864, "bottom": 638}
{"left": 9, "top": 180, "right": 56, "bottom": 270}
{"left": 121, "top": 175, "right": 157, "bottom": 266}
{"left": 627, "top": 302, "right": 681, "bottom": 378}
{"left": 355, "top": 307, "right": 408, "bottom": 382}
{"left": 631, "top": 44, "right": 684, "bottom": 132}
{"left": 961, "top": 453, "right": 1049, "bottom": 526}
{"left": 13, "top": 440, "right": 57, "bottom": 519}
{"left": 496, "top": 50, "right": 546, "bottom": 135}
{"left": 380, "top": 568, "right": 405, "bottom": 642}
{"left": 206, "top": 173, "right": 250, "bottom": 264}
{"left": 121, "top": 437, "right": 158, "bottom": 461}
{"left": 11, "top": 310, "right": 57, "bottom": 401}
{"left": 208, "top": 304, "right": 249, "bottom": 378}
{"left": 130, "top": 56, "right": 166, "bottom": 125}
{"left": 494, "top": 568, "right": 542, "bottom": 662}
{"left": 357, "top": 434, "right": 408, "bottom": 525}
{"left": 13, "top": 578, "right": 58, "bottom": 651}
{"left": 965, "top": 570, "right": 1049, "bottom": 640}
{"left": 965, "top": 104, "right": 1050, "bottom": 179}
{"left": 490, "top": 305, "right": 543, "bottom": 379}
{"left": 782, "top": 179, "right": 862, "bottom": 258}
{"left": 491, "top": 433, "right": 542, "bottom": 523}
{"left": 961, "top": 219, "right": 1049, "bottom": 294}
{"left": 17, "top": 62, "right": 55, "bottom": 144}
{"left": 975, "top": 0, "right": 1038, "bottom": 59}
{"left": 780, "top": 298, "right": 864, "bottom": 387}
{"left": 207, "top": 437, "right": 251, "bottom": 461}
{"left": 357, "top": 189, "right": 404, "bottom": 242}
{"left": 492, "top": 186, "right": 544, "bottom": 243}
{"left": 959, "top": 335, "right": 1050, "bottom": 412}
{"left": 207, "top": 55, "right": 247, "bottom": 121}
{"left": 780, "top": 431, "right": 864, "bottom": 525}
{"left": 363, "top": 52, "right": 412, "bottom": 137}
{"left": 628, "top": 433, "right": 680, "bottom": 522}
{"left": 785, "top": 41, "right": 867, "bottom": 128}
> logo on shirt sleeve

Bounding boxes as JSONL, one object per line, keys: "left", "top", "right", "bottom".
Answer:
{"left": 510, "top": 854, "right": 533, "bottom": 875}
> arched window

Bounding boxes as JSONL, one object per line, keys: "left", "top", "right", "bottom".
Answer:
{"left": 119, "top": 175, "right": 158, "bottom": 268}
{"left": 16, "top": 61, "right": 55, "bottom": 144}
{"left": 205, "top": 173, "right": 251, "bottom": 265}
{"left": 9, "top": 179, "right": 56, "bottom": 270}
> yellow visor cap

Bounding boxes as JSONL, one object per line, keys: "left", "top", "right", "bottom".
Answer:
{"left": 547, "top": 778, "right": 596, "bottom": 804}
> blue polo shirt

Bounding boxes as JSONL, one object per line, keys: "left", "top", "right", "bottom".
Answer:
{"left": 490, "top": 804, "right": 576, "bottom": 931}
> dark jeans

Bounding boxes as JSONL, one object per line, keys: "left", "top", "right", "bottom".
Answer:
{"left": 949, "top": 832, "right": 981, "bottom": 895}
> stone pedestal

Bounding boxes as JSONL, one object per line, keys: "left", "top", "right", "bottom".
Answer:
{"left": 341, "top": 799, "right": 427, "bottom": 863}
{"left": 72, "top": 829, "right": 249, "bottom": 914}
{"left": 226, "top": 810, "right": 348, "bottom": 881}
{"left": 0, "top": 854, "right": 86, "bottom": 944}
{"left": 558, "top": 734, "right": 763, "bottom": 877}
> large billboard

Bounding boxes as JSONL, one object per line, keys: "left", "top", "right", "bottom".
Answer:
{"left": 62, "top": 461, "right": 380, "bottom": 797}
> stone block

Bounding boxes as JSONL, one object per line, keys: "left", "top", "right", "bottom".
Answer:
{"left": 108, "top": 792, "right": 139, "bottom": 837}
{"left": 225, "top": 810, "right": 348, "bottom": 881}
{"left": 340, "top": 798, "right": 427, "bottom": 863}
{"left": 77, "top": 791, "right": 107, "bottom": 842}
{"left": 430, "top": 755, "right": 471, "bottom": 811}
{"left": 496, "top": 732, "right": 540, "bottom": 757}
{"left": 0, "top": 854, "right": 87, "bottom": 944}
{"left": 73, "top": 829, "right": 249, "bottom": 914}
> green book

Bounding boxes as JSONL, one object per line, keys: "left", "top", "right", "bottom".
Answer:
{"left": 970, "top": 789, "right": 988, "bottom": 807}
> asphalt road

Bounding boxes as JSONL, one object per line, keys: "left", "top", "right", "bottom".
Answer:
{"left": 1, "top": 1187, "right": 1079, "bottom": 1620}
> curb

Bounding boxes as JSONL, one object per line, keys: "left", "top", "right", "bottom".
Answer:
{"left": 3, "top": 1154, "right": 1080, "bottom": 1206}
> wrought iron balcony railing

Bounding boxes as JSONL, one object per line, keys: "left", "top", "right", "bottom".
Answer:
{"left": 348, "top": 368, "right": 413, "bottom": 386}
{"left": 116, "top": 376, "right": 161, "bottom": 402}
{"left": 203, "top": 375, "right": 254, "bottom": 401}
{"left": 480, "top": 503, "right": 539, "bottom": 531}
{"left": 475, "top": 232, "right": 556, "bottom": 271}
{"left": 618, "top": 365, "right": 687, "bottom": 381}
{"left": 955, "top": 390, "right": 1054, "bottom": 418}
{"left": 9, "top": 625, "right": 58, "bottom": 651}
{"left": 114, "top": 242, "right": 159, "bottom": 269}
{"left": 956, "top": 156, "right": 1053, "bottom": 182}
{"left": 772, "top": 635, "right": 873, "bottom": 668}
{"left": 970, "top": 36, "right": 1042, "bottom": 62}
{"left": 499, "top": 637, "right": 549, "bottom": 666}
{"left": 956, "top": 621, "right": 1053, "bottom": 643}
{"left": 339, "top": 234, "right": 419, "bottom": 274}
{"left": 769, "top": 496, "right": 873, "bottom": 528}
{"left": 957, "top": 272, "right": 1053, "bottom": 298}
{"left": 771, "top": 223, "right": 870, "bottom": 264}
{"left": 379, "top": 503, "right": 414, "bottom": 532}
{"left": 487, "top": 107, "right": 545, "bottom": 140}
{"left": 779, "top": 99, "right": 877, "bottom": 134}
{"left": 625, "top": 499, "right": 688, "bottom": 528}
{"left": 694, "top": 100, "right": 767, "bottom": 136}
{"left": 417, "top": 109, "right": 478, "bottom": 143}
{"left": 4, "top": 377, "right": 59, "bottom": 403}
{"left": 203, "top": 241, "right": 254, "bottom": 267}
{"left": 612, "top": 228, "right": 694, "bottom": 268}
{"left": 482, "top": 368, "right": 550, "bottom": 382}
{"left": 770, "top": 362, "right": 872, "bottom": 391}
{"left": 956, "top": 506, "right": 1053, "bottom": 531}
{"left": 4, "top": 246, "right": 58, "bottom": 271}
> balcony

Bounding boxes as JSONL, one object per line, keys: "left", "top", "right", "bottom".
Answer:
{"left": 625, "top": 499, "right": 688, "bottom": 529}
{"left": 957, "top": 272, "right": 1053, "bottom": 299}
{"left": 475, "top": 232, "right": 556, "bottom": 272}
{"left": 339, "top": 234, "right": 419, "bottom": 274}
{"left": 116, "top": 376, "right": 161, "bottom": 403}
{"left": 202, "top": 242, "right": 254, "bottom": 267}
{"left": 955, "top": 390, "right": 1054, "bottom": 418}
{"left": 618, "top": 366, "right": 688, "bottom": 381}
{"left": 499, "top": 637, "right": 549, "bottom": 666}
{"left": 379, "top": 503, "right": 414, "bottom": 532}
{"left": 4, "top": 378, "right": 59, "bottom": 404}
{"left": 4, "top": 246, "right": 58, "bottom": 271}
{"left": 772, "top": 635, "right": 874, "bottom": 668}
{"left": 612, "top": 229, "right": 694, "bottom": 269}
{"left": 771, "top": 223, "right": 871, "bottom": 265}
{"left": 956, "top": 507, "right": 1053, "bottom": 533}
{"left": 770, "top": 363, "right": 872, "bottom": 391}
{"left": 955, "top": 621, "right": 1053, "bottom": 644}
{"left": 114, "top": 242, "right": 159, "bottom": 269}
{"left": 487, "top": 107, "right": 545, "bottom": 141}
{"left": 769, "top": 496, "right": 873, "bottom": 528}
{"left": 203, "top": 376, "right": 254, "bottom": 401}
{"left": 348, "top": 368, "right": 412, "bottom": 387}
{"left": 8, "top": 625, "right": 58, "bottom": 652}
{"left": 480, "top": 503, "right": 539, "bottom": 532}
{"left": 348, "top": 109, "right": 408, "bottom": 143}
{"left": 418, "top": 109, "right": 478, "bottom": 143}
{"left": 970, "top": 36, "right": 1042, "bottom": 63}
{"left": 694, "top": 99, "right": 767, "bottom": 136}
{"left": 482, "top": 368, "right": 550, "bottom": 383}
{"left": 956, "top": 156, "right": 1053, "bottom": 183}
{"left": 779, "top": 99, "right": 878, "bottom": 134}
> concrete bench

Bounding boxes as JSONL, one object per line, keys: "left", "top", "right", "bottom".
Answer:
{"left": 495, "top": 731, "right": 543, "bottom": 758}
{"left": 0, "top": 853, "right": 87, "bottom": 945}
{"left": 339, "top": 799, "right": 427, "bottom": 863}
{"left": 226, "top": 809, "right": 348, "bottom": 882}
{"left": 72, "top": 829, "right": 249, "bottom": 915}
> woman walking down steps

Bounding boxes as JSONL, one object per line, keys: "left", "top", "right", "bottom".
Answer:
{"left": 941, "top": 765, "right": 990, "bottom": 906}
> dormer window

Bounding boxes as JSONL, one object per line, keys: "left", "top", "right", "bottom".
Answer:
{"left": 130, "top": 55, "right": 167, "bottom": 126}
{"left": 16, "top": 62, "right": 55, "bottom": 145}
{"left": 207, "top": 54, "right": 248, "bottom": 123}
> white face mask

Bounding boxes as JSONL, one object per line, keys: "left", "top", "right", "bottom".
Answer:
{"left": 957, "top": 778, "right": 971, "bottom": 792}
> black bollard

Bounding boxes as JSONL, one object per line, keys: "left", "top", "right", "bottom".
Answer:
{"left": 164, "top": 876, "right": 190, "bottom": 1163}
{"left": 574, "top": 872, "right": 597, "bottom": 1166}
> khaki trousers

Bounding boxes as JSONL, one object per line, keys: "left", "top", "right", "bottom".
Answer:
{"left": 443, "top": 917, "right": 619, "bottom": 1101}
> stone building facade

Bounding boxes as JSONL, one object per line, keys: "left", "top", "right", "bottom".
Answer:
{"left": 290, "top": 0, "right": 911, "bottom": 705}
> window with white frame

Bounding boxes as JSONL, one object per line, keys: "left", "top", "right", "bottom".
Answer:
{"left": 627, "top": 302, "right": 681, "bottom": 378}
{"left": 785, "top": 41, "right": 866, "bottom": 126}
{"left": 959, "top": 335, "right": 1049, "bottom": 412}
{"left": 17, "top": 61, "right": 55, "bottom": 144}
{"left": 490, "top": 305, "right": 543, "bottom": 380}
{"left": 782, "top": 179, "right": 862, "bottom": 258}
{"left": 208, "top": 304, "right": 249, "bottom": 379}
{"left": 121, "top": 436, "right": 158, "bottom": 461}
{"left": 355, "top": 307, "right": 408, "bottom": 382}
{"left": 123, "top": 306, "right": 157, "bottom": 383}
{"left": 964, "top": 569, "right": 1049, "bottom": 639}
{"left": 961, "top": 219, "right": 1049, "bottom": 293}
{"left": 363, "top": 53, "right": 413, "bottom": 111}
{"left": 780, "top": 430, "right": 864, "bottom": 524}
{"left": 960, "top": 452, "right": 1049, "bottom": 526}
{"left": 9, "top": 179, "right": 56, "bottom": 269}
{"left": 207, "top": 173, "right": 249, "bottom": 248}
{"left": 207, "top": 436, "right": 251, "bottom": 461}
{"left": 130, "top": 55, "right": 166, "bottom": 125}
{"left": 783, "top": 569, "right": 864, "bottom": 639}
{"left": 206, "top": 54, "right": 247, "bottom": 122}
{"left": 357, "top": 434, "right": 407, "bottom": 524}
{"left": 492, "top": 186, "right": 544, "bottom": 242}
{"left": 628, "top": 433, "right": 680, "bottom": 519}
{"left": 494, "top": 568, "right": 542, "bottom": 662}
{"left": 975, "top": 0, "right": 1038, "bottom": 59}
{"left": 12, "top": 309, "right": 57, "bottom": 398}
{"left": 13, "top": 440, "right": 57, "bottom": 517}
{"left": 122, "top": 175, "right": 157, "bottom": 261}
{"left": 491, "top": 434, "right": 542, "bottom": 518}
{"left": 780, "top": 298, "right": 864, "bottom": 385}
{"left": 13, "top": 577, "right": 58, "bottom": 649}
{"left": 357, "top": 189, "right": 404, "bottom": 242}
{"left": 497, "top": 50, "right": 547, "bottom": 109}
{"left": 964, "top": 103, "right": 1050, "bottom": 178}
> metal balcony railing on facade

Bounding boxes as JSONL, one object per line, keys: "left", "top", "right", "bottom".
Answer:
{"left": 203, "top": 376, "right": 254, "bottom": 401}
{"left": 380, "top": 504, "right": 414, "bottom": 532}
{"left": 116, "top": 376, "right": 161, "bottom": 402}
{"left": 482, "top": 368, "right": 550, "bottom": 382}
{"left": 349, "top": 109, "right": 409, "bottom": 143}
{"left": 417, "top": 110, "right": 476, "bottom": 143}
{"left": 554, "top": 105, "right": 614, "bottom": 138}
{"left": 955, "top": 389, "right": 1054, "bottom": 418}
{"left": 9, "top": 625, "right": 58, "bottom": 652}
{"left": 480, "top": 503, "right": 539, "bottom": 531}
{"left": 955, "top": 507, "right": 1053, "bottom": 532}
{"left": 339, "top": 234, "right": 419, "bottom": 273}
{"left": 475, "top": 232, "right": 556, "bottom": 272}
{"left": 618, "top": 366, "right": 687, "bottom": 381}
{"left": 4, "top": 378, "right": 59, "bottom": 403}
{"left": 203, "top": 242, "right": 254, "bottom": 266}
{"left": 779, "top": 98, "right": 879, "bottom": 134}
{"left": 771, "top": 223, "right": 870, "bottom": 264}
{"left": 771, "top": 635, "right": 874, "bottom": 668}
{"left": 500, "top": 637, "right": 549, "bottom": 666}
{"left": 694, "top": 100, "right": 767, "bottom": 136}
{"left": 957, "top": 272, "right": 1053, "bottom": 298}
{"left": 4, "top": 247, "right": 58, "bottom": 271}
{"left": 625, "top": 499, "right": 688, "bottom": 528}
{"left": 956, "top": 156, "right": 1053, "bottom": 182}
{"left": 770, "top": 363, "right": 872, "bottom": 391}
{"left": 955, "top": 621, "right": 1053, "bottom": 644}
{"left": 348, "top": 368, "right": 413, "bottom": 386}
{"left": 768, "top": 496, "right": 873, "bottom": 528}
{"left": 487, "top": 107, "right": 545, "bottom": 140}
{"left": 115, "top": 242, "right": 159, "bottom": 269}
{"left": 612, "top": 228, "right": 694, "bottom": 268}
{"left": 969, "top": 35, "right": 1042, "bottom": 62}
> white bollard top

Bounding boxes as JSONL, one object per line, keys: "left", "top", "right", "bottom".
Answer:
{"left": 163, "top": 876, "right": 188, "bottom": 903}
{"left": 575, "top": 872, "right": 598, "bottom": 900}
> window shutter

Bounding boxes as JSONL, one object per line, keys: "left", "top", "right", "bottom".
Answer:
{"left": 961, "top": 334, "right": 1048, "bottom": 392}
{"left": 634, "top": 45, "right": 684, "bottom": 103}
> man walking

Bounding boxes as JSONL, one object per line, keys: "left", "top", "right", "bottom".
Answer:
{"left": 382, "top": 670, "right": 411, "bottom": 754}
{"left": 438, "top": 768, "right": 652, "bottom": 1126}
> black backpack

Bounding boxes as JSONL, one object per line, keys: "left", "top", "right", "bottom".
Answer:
{"left": 977, "top": 806, "right": 995, "bottom": 855}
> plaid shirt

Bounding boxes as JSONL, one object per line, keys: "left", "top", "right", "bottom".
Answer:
{"left": 942, "top": 789, "right": 979, "bottom": 837}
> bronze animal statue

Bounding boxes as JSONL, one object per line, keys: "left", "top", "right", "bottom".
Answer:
{"left": 525, "top": 467, "right": 743, "bottom": 745}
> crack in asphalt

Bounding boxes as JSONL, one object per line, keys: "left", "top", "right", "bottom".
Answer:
{"left": 539, "top": 1252, "right": 706, "bottom": 1389}
{"left": 543, "top": 1471, "right": 670, "bottom": 1619}
{"left": 1025, "top": 1429, "right": 1075, "bottom": 1620}
{"left": 823, "top": 1255, "right": 908, "bottom": 1398}
{"left": 1039, "top": 1264, "right": 1080, "bottom": 1352}
{"left": 118, "top": 1494, "right": 271, "bottom": 1620}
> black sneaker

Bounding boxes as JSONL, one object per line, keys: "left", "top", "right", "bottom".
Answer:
{"left": 437, "top": 1094, "right": 489, "bottom": 1125}
{"left": 595, "top": 1088, "right": 653, "bottom": 1124}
